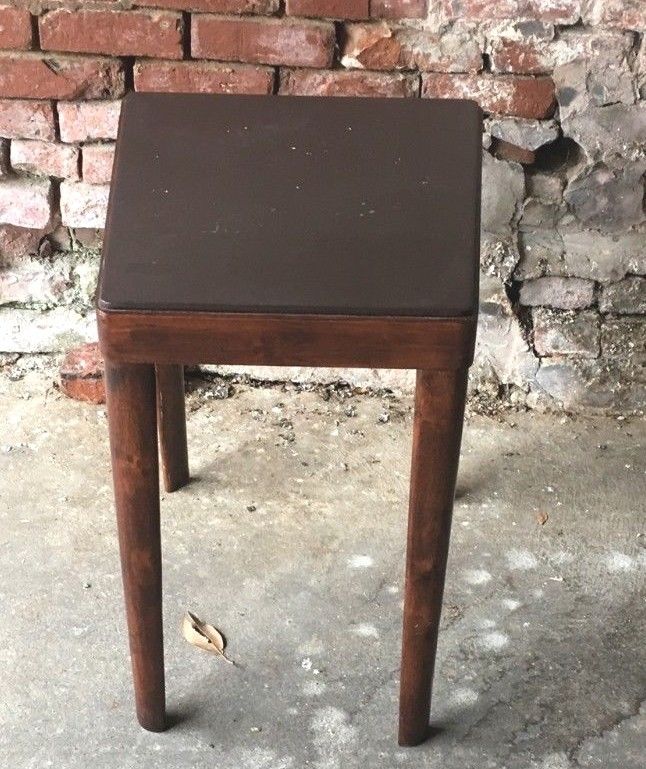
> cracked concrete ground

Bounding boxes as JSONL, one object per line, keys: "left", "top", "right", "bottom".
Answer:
{"left": 0, "top": 366, "right": 644, "bottom": 769}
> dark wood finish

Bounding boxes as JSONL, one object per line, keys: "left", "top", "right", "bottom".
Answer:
{"left": 155, "top": 364, "right": 189, "bottom": 493}
{"left": 98, "top": 310, "right": 476, "bottom": 370}
{"left": 105, "top": 362, "right": 166, "bottom": 732}
{"left": 99, "top": 93, "right": 481, "bottom": 318}
{"left": 398, "top": 368, "right": 469, "bottom": 746}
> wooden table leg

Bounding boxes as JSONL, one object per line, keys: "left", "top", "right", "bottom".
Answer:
{"left": 105, "top": 362, "right": 166, "bottom": 732}
{"left": 398, "top": 368, "right": 469, "bottom": 746}
{"left": 155, "top": 364, "right": 189, "bottom": 493}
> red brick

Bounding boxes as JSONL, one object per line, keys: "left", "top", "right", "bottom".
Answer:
{"left": 58, "top": 100, "right": 122, "bottom": 143}
{"left": 0, "top": 99, "right": 55, "bottom": 140}
{"left": 10, "top": 140, "right": 79, "bottom": 179}
{"left": 487, "top": 20, "right": 554, "bottom": 75}
{"left": 371, "top": 0, "right": 426, "bottom": 18}
{"left": 192, "top": 15, "right": 335, "bottom": 68}
{"left": 583, "top": 0, "right": 645, "bottom": 31}
{"left": 422, "top": 73, "right": 555, "bottom": 119}
{"left": 134, "top": 0, "right": 278, "bottom": 11}
{"left": 279, "top": 68, "right": 418, "bottom": 97}
{"left": 40, "top": 8, "right": 183, "bottom": 60}
{"left": 341, "top": 23, "right": 482, "bottom": 72}
{"left": 82, "top": 143, "right": 115, "bottom": 185}
{"left": 492, "top": 138, "right": 535, "bottom": 164}
{"left": 340, "top": 23, "right": 400, "bottom": 69}
{"left": 441, "top": 0, "right": 580, "bottom": 24}
{"left": 59, "top": 342, "right": 106, "bottom": 405}
{"left": 287, "top": 0, "right": 369, "bottom": 19}
{"left": 490, "top": 39, "right": 552, "bottom": 75}
{"left": 0, "top": 6, "right": 32, "bottom": 49}
{"left": 60, "top": 181, "right": 109, "bottom": 228}
{"left": 0, "top": 224, "right": 48, "bottom": 258}
{"left": 0, "top": 178, "right": 52, "bottom": 229}
{"left": 134, "top": 60, "right": 274, "bottom": 94}
{"left": 0, "top": 53, "right": 124, "bottom": 100}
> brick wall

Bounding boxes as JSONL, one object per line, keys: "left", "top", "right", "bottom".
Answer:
{"left": 0, "top": 0, "right": 644, "bottom": 411}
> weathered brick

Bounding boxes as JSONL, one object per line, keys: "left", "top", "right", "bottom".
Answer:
{"left": 0, "top": 224, "right": 47, "bottom": 259}
{"left": 134, "top": 0, "right": 278, "bottom": 11}
{"left": 0, "top": 53, "right": 124, "bottom": 100}
{"left": 192, "top": 15, "right": 335, "bottom": 68}
{"left": 287, "top": 0, "right": 369, "bottom": 18}
{"left": 533, "top": 308, "right": 600, "bottom": 357}
{"left": 520, "top": 277, "right": 595, "bottom": 309}
{"left": 582, "top": 0, "right": 645, "bottom": 31}
{"left": 279, "top": 68, "right": 418, "bottom": 97}
{"left": 59, "top": 342, "right": 106, "bottom": 404}
{"left": 442, "top": 0, "right": 580, "bottom": 24}
{"left": 81, "top": 144, "right": 115, "bottom": 185}
{"left": 489, "top": 26, "right": 634, "bottom": 76}
{"left": 0, "top": 6, "right": 32, "bottom": 49}
{"left": 58, "top": 100, "right": 122, "bottom": 143}
{"left": 0, "top": 178, "right": 52, "bottom": 229}
{"left": 599, "top": 277, "right": 646, "bottom": 315}
{"left": 10, "top": 139, "right": 79, "bottom": 179}
{"left": 488, "top": 22, "right": 555, "bottom": 75}
{"left": 134, "top": 60, "right": 274, "bottom": 94}
{"left": 371, "top": 0, "right": 427, "bottom": 18}
{"left": 60, "top": 181, "right": 109, "bottom": 228}
{"left": 422, "top": 73, "right": 556, "bottom": 119}
{"left": 341, "top": 23, "right": 482, "bottom": 73}
{"left": 40, "top": 9, "right": 183, "bottom": 60}
{"left": 493, "top": 138, "right": 535, "bottom": 164}
{"left": 0, "top": 99, "right": 55, "bottom": 140}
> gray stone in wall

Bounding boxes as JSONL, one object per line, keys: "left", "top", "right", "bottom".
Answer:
{"left": 601, "top": 317, "right": 646, "bottom": 371}
{"left": 519, "top": 198, "right": 562, "bottom": 231}
{"left": 562, "top": 103, "right": 646, "bottom": 162}
{"left": 471, "top": 274, "right": 539, "bottom": 389}
{"left": 560, "top": 228, "right": 646, "bottom": 281}
{"left": 536, "top": 315, "right": 646, "bottom": 410}
{"left": 520, "top": 276, "right": 595, "bottom": 310}
{"left": 480, "top": 232, "right": 520, "bottom": 282}
{"left": 487, "top": 118, "right": 559, "bottom": 151}
{"left": 564, "top": 161, "right": 646, "bottom": 232}
{"left": 637, "top": 37, "right": 646, "bottom": 99}
{"left": 515, "top": 230, "right": 565, "bottom": 280}
{"left": 480, "top": 151, "right": 525, "bottom": 234}
{"left": 533, "top": 308, "right": 601, "bottom": 358}
{"left": 526, "top": 171, "right": 564, "bottom": 202}
{"left": 599, "top": 276, "right": 646, "bottom": 315}
{"left": 535, "top": 356, "right": 645, "bottom": 412}
{"left": 554, "top": 53, "right": 635, "bottom": 124}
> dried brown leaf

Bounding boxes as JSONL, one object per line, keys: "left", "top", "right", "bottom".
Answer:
{"left": 182, "top": 611, "right": 234, "bottom": 665}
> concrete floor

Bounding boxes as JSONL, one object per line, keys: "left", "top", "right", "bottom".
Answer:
{"left": 0, "top": 367, "right": 644, "bottom": 769}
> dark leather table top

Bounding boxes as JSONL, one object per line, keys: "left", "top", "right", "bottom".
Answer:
{"left": 98, "top": 93, "right": 481, "bottom": 317}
